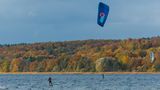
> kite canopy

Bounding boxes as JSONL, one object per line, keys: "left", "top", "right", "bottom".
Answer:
{"left": 97, "top": 2, "right": 109, "bottom": 27}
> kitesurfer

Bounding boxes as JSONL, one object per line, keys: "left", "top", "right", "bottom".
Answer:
{"left": 48, "top": 77, "right": 53, "bottom": 86}
{"left": 102, "top": 74, "right": 105, "bottom": 79}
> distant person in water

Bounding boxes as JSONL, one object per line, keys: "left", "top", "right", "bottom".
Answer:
{"left": 48, "top": 77, "right": 53, "bottom": 86}
{"left": 102, "top": 74, "right": 104, "bottom": 79}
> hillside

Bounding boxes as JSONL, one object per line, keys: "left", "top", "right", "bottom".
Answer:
{"left": 0, "top": 37, "right": 160, "bottom": 72}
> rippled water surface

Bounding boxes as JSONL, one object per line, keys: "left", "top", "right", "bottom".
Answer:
{"left": 0, "top": 74, "right": 160, "bottom": 90}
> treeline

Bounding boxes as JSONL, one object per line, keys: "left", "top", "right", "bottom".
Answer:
{"left": 1, "top": 36, "right": 160, "bottom": 72}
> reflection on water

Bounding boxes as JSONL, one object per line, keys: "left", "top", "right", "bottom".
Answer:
{"left": 0, "top": 74, "right": 160, "bottom": 90}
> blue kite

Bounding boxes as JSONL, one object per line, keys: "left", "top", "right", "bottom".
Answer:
{"left": 97, "top": 2, "right": 110, "bottom": 27}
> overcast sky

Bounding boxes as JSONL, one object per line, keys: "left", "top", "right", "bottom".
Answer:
{"left": 0, "top": 0, "right": 160, "bottom": 44}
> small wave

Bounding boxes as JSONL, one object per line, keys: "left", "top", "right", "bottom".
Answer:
{"left": 0, "top": 86, "right": 8, "bottom": 90}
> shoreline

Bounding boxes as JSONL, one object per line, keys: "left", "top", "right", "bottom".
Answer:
{"left": 0, "top": 72, "right": 160, "bottom": 75}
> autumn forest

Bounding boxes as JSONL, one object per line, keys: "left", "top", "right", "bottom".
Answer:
{"left": 0, "top": 37, "right": 160, "bottom": 72}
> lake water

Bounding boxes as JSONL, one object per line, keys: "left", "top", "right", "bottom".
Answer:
{"left": 0, "top": 74, "right": 160, "bottom": 90}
